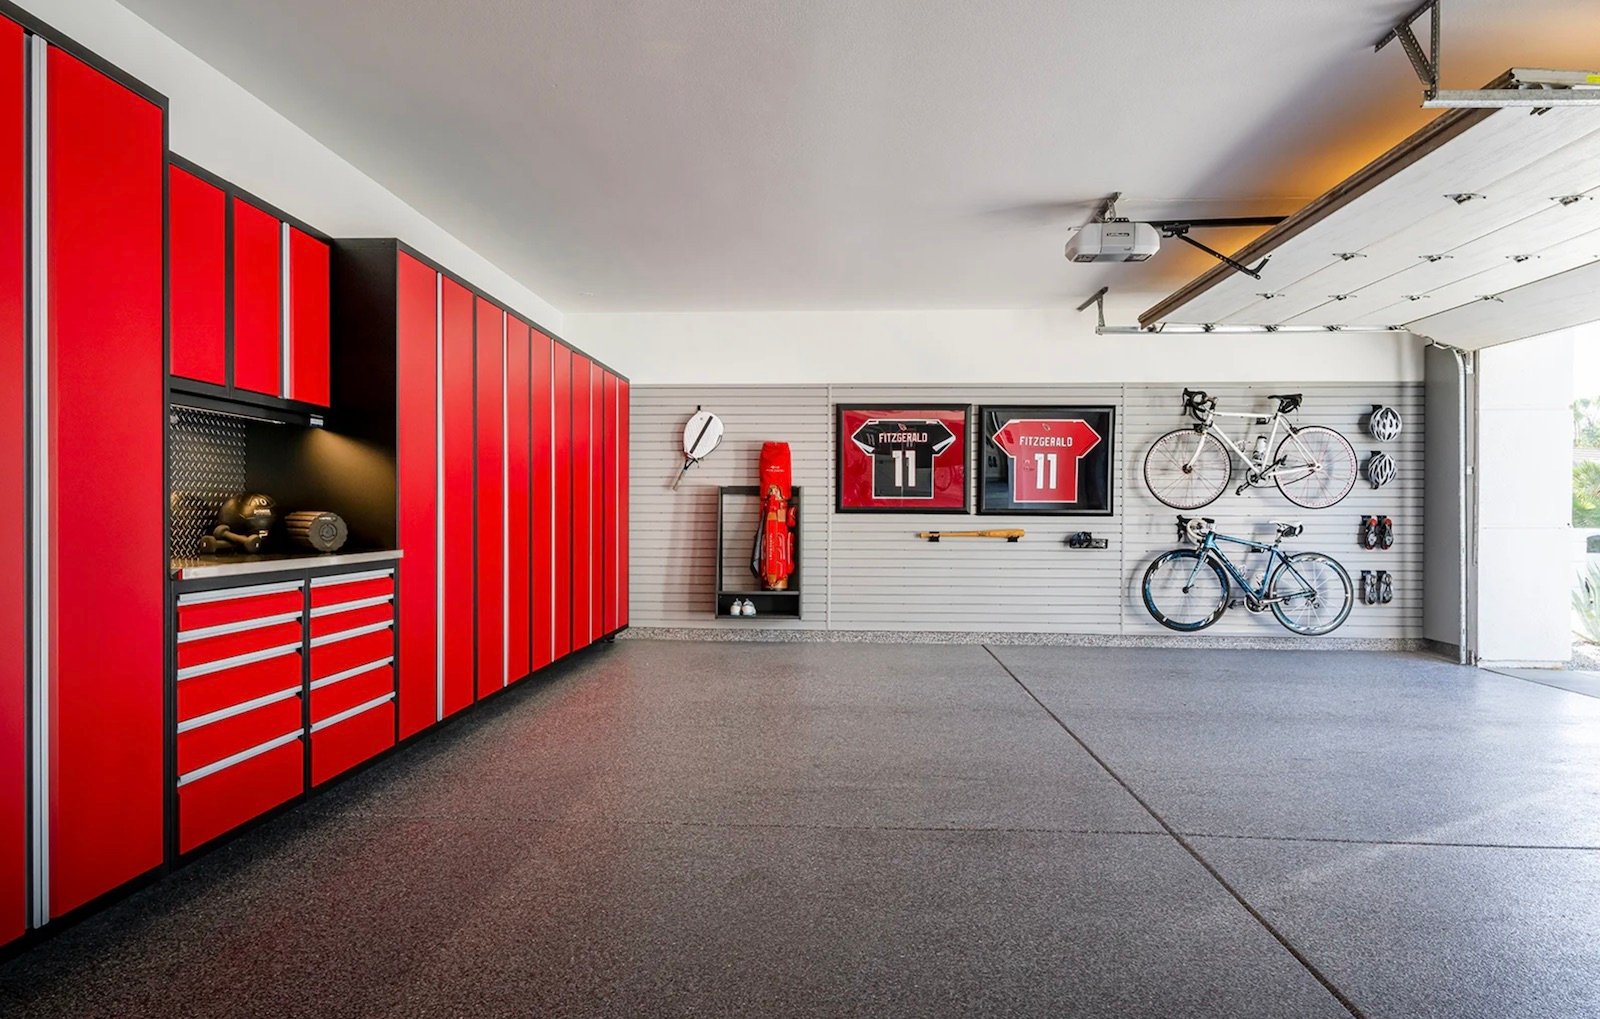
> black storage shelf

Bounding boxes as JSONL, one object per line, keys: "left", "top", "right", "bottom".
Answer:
{"left": 715, "top": 485, "right": 802, "bottom": 619}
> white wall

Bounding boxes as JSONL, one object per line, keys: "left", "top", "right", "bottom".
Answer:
{"left": 25, "top": 0, "right": 562, "bottom": 330}
{"left": 1474, "top": 329, "right": 1577, "bottom": 666}
{"left": 567, "top": 304, "right": 1425, "bottom": 386}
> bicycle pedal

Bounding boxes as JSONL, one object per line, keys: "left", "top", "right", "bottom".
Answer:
{"left": 1227, "top": 598, "right": 1241, "bottom": 610}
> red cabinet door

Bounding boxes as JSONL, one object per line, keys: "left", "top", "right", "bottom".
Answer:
{"left": 396, "top": 254, "right": 438, "bottom": 739}
{"left": 46, "top": 46, "right": 165, "bottom": 918}
{"left": 167, "top": 165, "right": 226, "bottom": 386}
{"left": 619, "top": 380, "right": 630, "bottom": 628}
{"left": 475, "top": 298, "right": 504, "bottom": 698}
{"left": 570, "top": 354, "right": 593, "bottom": 650}
{"left": 440, "top": 278, "right": 475, "bottom": 717}
{"left": 531, "top": 331, "right": 554, "bottom": 670}
{"left": 602, "top": 372, "right": 619, "bottom": 636}
{"left": 287, "top": 227, "right": 330, "bottom": 406}
{"left": 0, "top": 15, "right": 22, "bottom": 947}
{"left": 506, "top": 319, "right": 532, "bottom": 683}
{"left": 552, "top": 348, "right": 573, "bottom": 659}
{"left": 231, "top": 197, "right": 282, "bottom": 397}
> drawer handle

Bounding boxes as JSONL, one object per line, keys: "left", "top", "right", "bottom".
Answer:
{"left": 310, "top": 568, "right": 394, "bottom": 589}
{"left": 309, "top": 621, "right": 393, "bottom": 648}
{"left": 309, "top": 595, "right": 394, "bottom": 618}
{"left": 177, "top": 610, "right": 304, "bottom": 643}
{"left": 177, "top": 580, "right": 306, "bottom": 606}
{"left": 177, "top": 686, "right": 301, "bottom": 734}
{"left": 177, "top": 642, "right": 302, "bottom": 682}
{"left": 310, "top": 692, "right": 394, "bottom": 733}
{"left": 309, "top": 656, "right": 394, "bottom": 691}
{"left": 176, "top": 729, "right": 304, "bottom": 787}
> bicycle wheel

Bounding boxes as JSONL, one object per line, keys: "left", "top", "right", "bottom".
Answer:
{"left": 1268, "top": 552, "right": 1353, "bottom": 636}
{"left": 1273, "top": 425, "right": 1358, "bottom": 509}
{"left": 1142, "top": 550, "right": 1229, "bottom": 632}
{"left": 1144, "top": 429, "right": 1231, "bottom": 510}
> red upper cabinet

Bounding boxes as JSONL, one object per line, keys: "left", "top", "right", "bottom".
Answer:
{"left": 167, "top": 165, "right": 332, "bottom": 409}
{"left": 46, "top": 44, "right": 166, "bottom": 920}
{"left": 230, "top": 197, "right": 282, "bottom": 397}
{"left": 287, "top": 227, "right": 331, "bottom": 406}
{"left": 168, "top": 165, "right": 226, "bottom": 386}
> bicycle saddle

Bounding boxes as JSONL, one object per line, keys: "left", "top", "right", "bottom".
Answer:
{"left": 1269, "top": 393, "right": 1302, "bottom": 415}
{"left": 1271, "top": 520, "right": 1304, "bottom": 539}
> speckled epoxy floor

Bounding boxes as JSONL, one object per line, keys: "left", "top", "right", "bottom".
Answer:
{"left": 3, "top": 642, "right": 1600, "bottom": 1018}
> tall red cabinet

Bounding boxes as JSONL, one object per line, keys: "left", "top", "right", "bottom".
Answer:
{"left": 0, "top": 21, "right": 166, "bottom": 946}
{"left": 331, "top": 240, "right": 628, "bottom": 750}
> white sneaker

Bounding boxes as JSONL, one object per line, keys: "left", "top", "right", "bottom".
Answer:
{"left": 729, "top": 599, "right": 745, "bottom": 616}
{"left": 743, "top": 599, "right": 757, "bottom": 617}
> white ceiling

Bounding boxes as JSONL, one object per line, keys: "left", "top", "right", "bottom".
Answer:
{"left": 120, "top": 0, "right": 1600, "bottom": 313}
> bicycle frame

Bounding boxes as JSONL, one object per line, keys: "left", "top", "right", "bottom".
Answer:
{"left": 1183, "top": 407, "right": 1324, "bottom": 490}
{"left": 1183, "top": 529, "right": 1317, "bottom": 608}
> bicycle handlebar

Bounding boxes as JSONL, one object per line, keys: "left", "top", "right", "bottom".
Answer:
{"left": 1181, "top": 388, "right": 1215, "bottom": 421}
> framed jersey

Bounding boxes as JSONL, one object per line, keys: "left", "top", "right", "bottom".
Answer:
{"left": 978, "top": 405, "right": 1115, "bottom": 515}
{"left": 836, "top": 404, "right": 969, "bottom": 513}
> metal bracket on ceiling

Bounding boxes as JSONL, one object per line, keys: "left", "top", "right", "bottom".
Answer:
{"left": 1376, "top": 0, "right": 1441, "bottom": 101}
{"left": 1153, "top": 222, "right": 1275, "bottom": 281}
{"left": 1376, "top": 0, "right": 1600, "bottom": 108}
{"left": 1076, "top": 286, "right": 1110, "bottom": 330}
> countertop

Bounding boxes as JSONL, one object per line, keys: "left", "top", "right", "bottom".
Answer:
{"left": 171, "top": 548, "right": 403, "bottom": 581}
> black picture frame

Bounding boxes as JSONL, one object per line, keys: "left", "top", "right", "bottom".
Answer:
{"left": 976, "top": 405, "right": 1116, "bottom": 516}
{"left": 835, "top": 403, "right": 971, "bottom": 514}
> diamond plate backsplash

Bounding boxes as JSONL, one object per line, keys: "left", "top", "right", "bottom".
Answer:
{"left": 169, "top": 405, "right": 248, "bottom": 559}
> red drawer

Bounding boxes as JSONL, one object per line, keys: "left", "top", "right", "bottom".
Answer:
{"left": 310, "top": 573, "right": 394, "bottom": 609}
{"left": 177, "top": 586, "right": 304, "bottom": 633}
{"left": 310, "top": 626, "right": 393, "bottom": 681}
{"left": 311, "top": 663, "right": 394, "bottom": 725}
{"left": 177, "top": 650, "right": 302, "bottom": 723}
{"left": 312, "top": 699, "right": 395, "bottom": 786}
{"left": 178, "top": 696, "right": 303, "bottom": 777}
{"left": 309, "top": 601, "right": 393, "bottom": 639}
{"left": 178, "top": 738, "right": 304, "bottom": 853}
{"left": 177, "top": 620, "right": 303, "bottom": 672}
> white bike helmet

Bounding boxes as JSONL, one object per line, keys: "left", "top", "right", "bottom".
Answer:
{"left": 1367, "top": 405, "right": 1404, "bottom": 442}
{"left": 1366, "top": 451, "right": 1397, "bottom": 489}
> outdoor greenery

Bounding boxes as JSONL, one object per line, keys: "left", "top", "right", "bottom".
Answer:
{"left": 1575, "top": 398, "right": 1600, "bottom": 529}
{"left": 1574, "top": 563, "right": 1600, "bottom": 644}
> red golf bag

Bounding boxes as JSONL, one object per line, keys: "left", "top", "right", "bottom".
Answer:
{"left": 751, "top": 442, "right": 796, "bottom": 590}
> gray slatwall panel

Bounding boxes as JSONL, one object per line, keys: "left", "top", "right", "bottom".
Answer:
{"left": 1121, "top": 383, "right": 1422, "bottom": 640}
{"left": 630, "top": 382, "right": 1422, "bottom": 640}
{"left": 630, "top": 386, "right": 830, "bottom": 627}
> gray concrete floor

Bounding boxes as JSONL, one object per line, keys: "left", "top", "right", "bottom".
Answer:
{"left": 3, "top": 642, "right": 1600, "bottom": 1018}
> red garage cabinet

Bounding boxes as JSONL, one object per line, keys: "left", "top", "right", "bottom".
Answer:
{"left": 476, "top": 298, "right": 506, "bottom": 697}
{"left": 395, "top": 253, "right": 440, "bottom": 739}
{"left": 325, "top": 240, "right": 628, "bottom": 734}
{"left": 441, "top": 278, "right": 476, "bottom": 718}
{"left": 553, "top": 347, "right": 574, "bottom": 660}
{"left": 0, "top": 15, "right": 23, "bottom": 948}
{"left": 168, "top": 159, "right": 332, "bottom": 411}
{"left": 507, "top": 318, "right": 533, "bottom": 684}
{"left": 44, "top": 40, "right": 167, "bottom": 922}
{"left": 531, "top": 330, "right": 556, "bottom": 670}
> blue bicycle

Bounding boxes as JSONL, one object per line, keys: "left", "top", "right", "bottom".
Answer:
{"left": 1142, "top": 516, "right": 1354, "bottom": 635}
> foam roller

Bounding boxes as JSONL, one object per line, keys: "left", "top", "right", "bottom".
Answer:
{"left": 284, "top": 510, "right": 348, "bottom": 553}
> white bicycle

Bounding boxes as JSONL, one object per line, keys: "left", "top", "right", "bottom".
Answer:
{"left": 1143, "top": 390, "right": 1358, "bottom": 511}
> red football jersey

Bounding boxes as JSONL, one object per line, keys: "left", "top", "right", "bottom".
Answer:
{"left": 991, "top": 418, "right": 1101, "bottom": 503}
